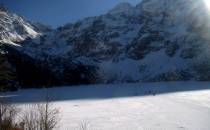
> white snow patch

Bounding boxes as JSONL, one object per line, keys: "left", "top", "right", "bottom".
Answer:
{"left": 99, "top": 59, "right": 140, "bottom": 82}
{"left": 23, "top": 24, "right": 39, "bottom": 38}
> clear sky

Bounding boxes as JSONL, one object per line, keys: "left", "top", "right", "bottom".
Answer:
{"left": 0, "top": 0, "right": 141, "bottom": 28}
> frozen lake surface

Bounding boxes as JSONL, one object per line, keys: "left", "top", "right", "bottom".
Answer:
{"left": 2, "top": 81, "right": 210, "bottom": 130}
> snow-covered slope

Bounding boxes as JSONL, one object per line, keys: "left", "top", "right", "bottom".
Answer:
{"left": 2, "top": 0, "right": 210, "bottom": 85}
{"left": 3, "top": 81, "right": 210, "bottom": 130}
{"left": 0, "top": 6, "right": 48, "bottom": 45}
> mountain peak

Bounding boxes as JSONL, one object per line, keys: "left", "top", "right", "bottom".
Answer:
{"left": 108, "top": 2, "right": 134, "bottom": 15}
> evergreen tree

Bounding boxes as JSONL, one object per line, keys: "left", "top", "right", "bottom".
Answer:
{"left": 0, "top": 45, "right": 17, "bottom": 92}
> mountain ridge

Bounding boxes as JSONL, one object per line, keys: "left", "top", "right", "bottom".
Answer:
{"left": 1, "top": 0, "right": 210, "bottom": 88}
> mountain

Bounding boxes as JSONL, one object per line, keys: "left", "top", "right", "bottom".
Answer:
{"left": 0, "top": 6, "right": 56, "bottom": 88}
{"left": 0, "top": 7, "right": 39, "bottom": 45}
{"left": 1, "top": 0, "right": 210, "bottom": 88}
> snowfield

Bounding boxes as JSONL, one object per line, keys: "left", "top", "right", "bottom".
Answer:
{"left": 2, "top": 81, "right": 210, "bottom": 130}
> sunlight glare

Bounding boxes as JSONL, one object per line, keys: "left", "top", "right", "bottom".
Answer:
{"left": 204, "top": 0, "right": 210, "bottom": 10}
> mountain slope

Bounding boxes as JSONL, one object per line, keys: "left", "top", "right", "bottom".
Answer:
{"left": 0, "top": 7, "right": 41, "bottom": 45}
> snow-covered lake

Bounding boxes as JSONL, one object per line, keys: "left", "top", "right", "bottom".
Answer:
{"left": 2, "top": 81, "right": 210, "bottom": 130}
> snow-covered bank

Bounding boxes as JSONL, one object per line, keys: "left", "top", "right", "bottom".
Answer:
{"left": 1, "top": 81, "right": 210, "bottom": 130}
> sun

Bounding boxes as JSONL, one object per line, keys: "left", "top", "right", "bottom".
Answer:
{"left": 204, "top": 0, "right": 210, "bottom": 10}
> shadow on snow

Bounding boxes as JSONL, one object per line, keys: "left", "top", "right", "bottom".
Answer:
{"left": 1, "top": 81, "right": 210, "bottom": 103}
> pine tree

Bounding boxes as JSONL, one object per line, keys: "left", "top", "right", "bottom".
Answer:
{"left": 0, "top": 45, "right": 17, "bottom": 92}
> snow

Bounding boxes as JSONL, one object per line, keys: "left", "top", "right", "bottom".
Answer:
{"left": 138, "top": 50, "right": 188, "bottom": 77}
{"left": 0, "top": 9, "right": 40, "bottom": 44}
{"left": 0, "top": 39, "right": 22, "bottom": 47}
{"left": 99, "top": 59, "right": 141, "bottom": 82}
{"left": 2, "top": 81, "right": 210, "bottom": 130}
{"left": 23, "top": 24, "right": 39, "bottom": 38}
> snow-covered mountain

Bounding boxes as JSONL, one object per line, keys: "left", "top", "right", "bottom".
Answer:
{"left": 2, "top": 0, "right": 210, "bottom": 86}
{"left": 0, "top": 7, "right": 41, "bottom": 45}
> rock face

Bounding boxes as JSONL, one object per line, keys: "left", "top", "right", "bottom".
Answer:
{"left": 1, "top": 0, "right": 210, "bottom": 87}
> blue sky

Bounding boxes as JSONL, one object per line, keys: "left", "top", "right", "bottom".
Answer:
{"left": 1, "top": 0, "right": 141, "bottom": 27}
